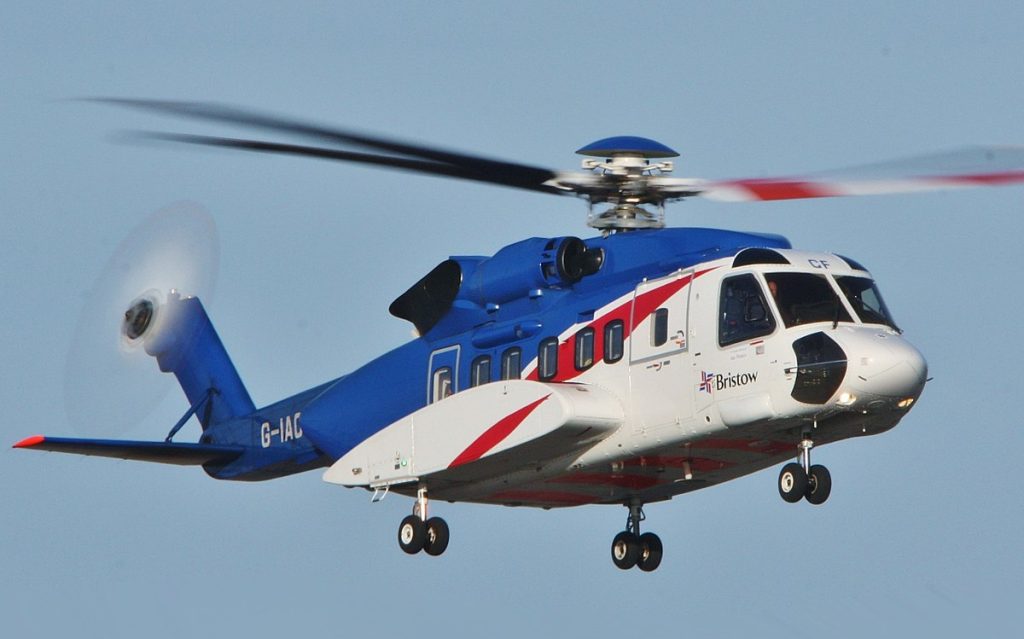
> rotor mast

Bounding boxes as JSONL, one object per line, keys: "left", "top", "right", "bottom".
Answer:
{"left": 576, "top": 136, "right": 679, "bottom": 231}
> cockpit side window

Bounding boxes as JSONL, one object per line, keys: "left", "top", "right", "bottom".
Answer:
{"left": 719, "top": 274, "right": 776, "bottom": 346}
{"left": 764, "top": 272, "right": 852, "bottom": 328}
{"left": 836, "top": 276, "right": 899, "bottom": 330}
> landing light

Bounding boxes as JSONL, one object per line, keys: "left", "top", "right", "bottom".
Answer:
{"left": 837, "top": 392, "right": 857, "bottom": 406}
{"left": 897, "top": 397, "right": 915, "bottom": 409}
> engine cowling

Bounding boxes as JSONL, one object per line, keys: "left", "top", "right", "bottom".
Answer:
{"left": 464, "top": 236, "right": 603, "bottom": 305}
{"left": 389, "top": 236, "right": 603, "bottom": 335}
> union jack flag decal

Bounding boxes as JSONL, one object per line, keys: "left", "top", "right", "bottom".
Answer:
{"left": 699, "top": 370, "right": 714, "bottom": 394}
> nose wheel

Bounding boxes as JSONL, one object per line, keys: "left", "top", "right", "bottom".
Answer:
{"left": 778, "top": 436, "right": 832, "bottom": 505}
{"left": 397, "top": 487, "right": 450, "bottom": 556}
{"left": 611, "top": 502, "right": 663, "bottom": 572}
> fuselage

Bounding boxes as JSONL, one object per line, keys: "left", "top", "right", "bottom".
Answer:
{"left": 203, "top": 227, "right": 927, "bottom": 508}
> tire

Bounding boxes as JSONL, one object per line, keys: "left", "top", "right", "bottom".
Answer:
{"left": 424, "top": 517, "right": 450, "bottom": 556}
{"left": 805, "top": 464, "right": 832, "bottom": 505}
{"left": 637, "top": 532, "right": 663, "bottom": 572}
{"left": 398, "top": 515, "right": 426, "bottom": 554}
{"left": 778, "top": 462, "right": 808, "bottom": 503}
{"left": 611, "top": 531, "right": 640, "bottom": 570}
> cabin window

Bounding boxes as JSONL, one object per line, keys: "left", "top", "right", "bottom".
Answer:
{"left": 604, "top": 320, "right": 624, "bottom": 363}
{"left": 500, "top": 347, "right": 521, "bottom": 380}
{"left": 470, "top": 355, "right": 492, "bottom": 387}
{"left": 574, "top": 327, "right": 595, "bottom": 371}
{"left": 538, "top": 337, "right": 559, "bottom": 381}
{"left": 431, "top": 366, "right": 453, "bottom": 403}
{"left": 764, "top": 272, "right": 852, "bottom": 328}
{"left": 651, "top": 308, "right": 669, "bottom": 347}
{"left": 719, "top": 274, "right": 776, "bottom": 347}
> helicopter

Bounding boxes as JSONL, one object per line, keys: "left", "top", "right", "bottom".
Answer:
{"left": 15, "top": 99, "right": 1024, "bottom": 571}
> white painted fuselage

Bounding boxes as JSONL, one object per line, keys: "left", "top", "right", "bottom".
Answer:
{"left": 326, "top": 249, "right": 927, "bottom": 508}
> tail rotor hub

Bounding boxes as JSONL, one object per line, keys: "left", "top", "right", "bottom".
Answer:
{"left": 123, "top": 297, "right": 156, "bottom": 341}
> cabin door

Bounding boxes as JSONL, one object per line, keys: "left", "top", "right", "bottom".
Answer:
{"left": 628, "top": 271, "right": 693, "bottom": 435}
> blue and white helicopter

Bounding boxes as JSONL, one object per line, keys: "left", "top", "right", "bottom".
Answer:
{"left": 17, "top": 100, "right": 1024, "bottom": 571}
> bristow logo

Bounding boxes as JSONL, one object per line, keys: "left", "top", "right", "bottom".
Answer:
{"left": 699, "top": 371, "right": 715, "bottom": 394}
{"left": 700, "top": 371, "right": 758, "bottom": 394}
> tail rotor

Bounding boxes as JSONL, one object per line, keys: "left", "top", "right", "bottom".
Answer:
{"left": 63, "top": 201, "right": 219, "bottom": 437}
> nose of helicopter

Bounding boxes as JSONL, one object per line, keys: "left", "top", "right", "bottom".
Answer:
{"left": 837, "top": 329, "right": 928, "bottom": 408}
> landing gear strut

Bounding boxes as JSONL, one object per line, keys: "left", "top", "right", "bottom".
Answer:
{"left": 610, "top": 501, "right": 663, "bottom": 572}
{"left": 397, "top": 486, "right": 450, "bottom": 556}
{"left": 778, "top": 435, "right": 832, "bottom": 505}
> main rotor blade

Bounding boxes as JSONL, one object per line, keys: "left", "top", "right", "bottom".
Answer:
{"left": 95, "top": 98, "right": 559, "bottom": 188}
{"left": 694, "top": 146, "right": 1024, "bottom": 202}
{"left": 131, "top": 132, "right": 570, "bottom": 195}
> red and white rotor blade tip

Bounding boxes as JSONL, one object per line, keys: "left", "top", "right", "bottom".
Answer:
{"left": 696, "top": 146, "right": 1024, "bottom": 202}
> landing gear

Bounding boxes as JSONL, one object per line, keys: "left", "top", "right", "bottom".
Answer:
{"left": 611, "top": 531, "right": 640, "bottom": 569}
{"left": 424, "top": 517, "right": 450, "bottom": 556}
{"left": 397, "top": 486, "right": 449, "bottom": 556}
{"left": 398, "top": 514, "right": 426, "bottom": 554}
{"left": 637, "top": 532, "right": 663, "bottom": 572}
{"left": 778, "top": 435, "right": 832, "bottom": 505}
{"left": 610, "top": 502, "right": 663, "bottom": 572}
{"left": 805, "top": 464, "right": 832, "bottom": 505}
{"left": 778, "top": 462, "right": 807, "bottom": 503}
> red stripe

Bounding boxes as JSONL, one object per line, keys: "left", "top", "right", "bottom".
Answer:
{"left": 620, "top": 455, "right": 733, "bottom": 473}
{"left": 13, "top": 435, "right": 45, "bottom": 448}
{"left": 526, "top": 267, "right": 716, "bottom": 382}
{"left": 488, "top": 489, "right": 597, "bottom": 506}
{"left": 934, "top": 170, "right": 1024, "bottom": 186}
{"left": 549, "top": 473, "right": 661, "bottom": 490}
{"left": 691, "top": 438, "right": 793, "bottom": 455}
{"left": 727, "top": 179, "right": 834, "bottom": 201}
{"left": 448, "top": 395, "right": 551, "bottom": 468}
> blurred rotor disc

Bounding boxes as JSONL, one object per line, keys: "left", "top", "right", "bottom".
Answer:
{"left": 64, "top": 201, "right": 219, "bottom": 437}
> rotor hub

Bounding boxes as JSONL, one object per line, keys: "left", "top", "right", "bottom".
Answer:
{"left": 576, "top": 137, "right": 679, "bottom": 230}
{"left": 586, "top": 203, "right": 665, "bottom": 231}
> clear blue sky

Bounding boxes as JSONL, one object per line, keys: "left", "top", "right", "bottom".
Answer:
{"left": 3, "top": 2, "right": 1022, "bottom": 637}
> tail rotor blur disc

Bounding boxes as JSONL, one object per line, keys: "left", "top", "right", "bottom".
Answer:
{"left": 63, "top": 201, "right": 219, "bottom": 437}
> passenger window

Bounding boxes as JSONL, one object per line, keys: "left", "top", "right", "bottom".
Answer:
{"left": 431, "top": 367, "right": 452, "bottom": 403}
{"left": 574, "top": 327, "right": 595, "bottom": 371}
{"left": 719, "top": 274, "right": 776, "bottom": 347}
{"left": 500, "top": 347, "right": 521, "bottom": 380}
{"left": 604, "top": 320, "right": 624, "bottom": 363}
{"left": 538, "top": 337, "right": 559, "bottom": 381}
{"left": 470, "top": 355, "right": 492, "bottom": 387}
{"left": 651, "top": 308, "right": 669, "bottom": 347}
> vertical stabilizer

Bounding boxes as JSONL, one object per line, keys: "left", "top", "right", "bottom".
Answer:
{"left": 132, "top": 293, "right": 255, "bottom": 429}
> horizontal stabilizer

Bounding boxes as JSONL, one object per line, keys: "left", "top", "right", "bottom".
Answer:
{"left": 13, "top": 435, "right": 244, "bottom": 466}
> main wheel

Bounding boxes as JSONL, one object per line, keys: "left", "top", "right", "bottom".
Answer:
{"left": 423, "top": 517, "right": 450, "bottom": 556}
{"left": 805, "top": 464, "right": 832, "bottom": 505}
{"left": 398, "top": 515, "right": 426, "bottom": 554}
{"left": 611, "top": 531, "right": 640, "bottom": 570}
{"left": 636, "top": 532, "right": 663, "bottom": 572}
{"left": 778, "top": 462, "right": 808, "bottom": 503}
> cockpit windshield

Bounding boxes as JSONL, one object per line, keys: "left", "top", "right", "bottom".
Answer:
{"left": 836, "top": 276, "right": 899, "bottom": 330}
{"left": 764, "top": 273, "right": 852, "bottom": 328}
